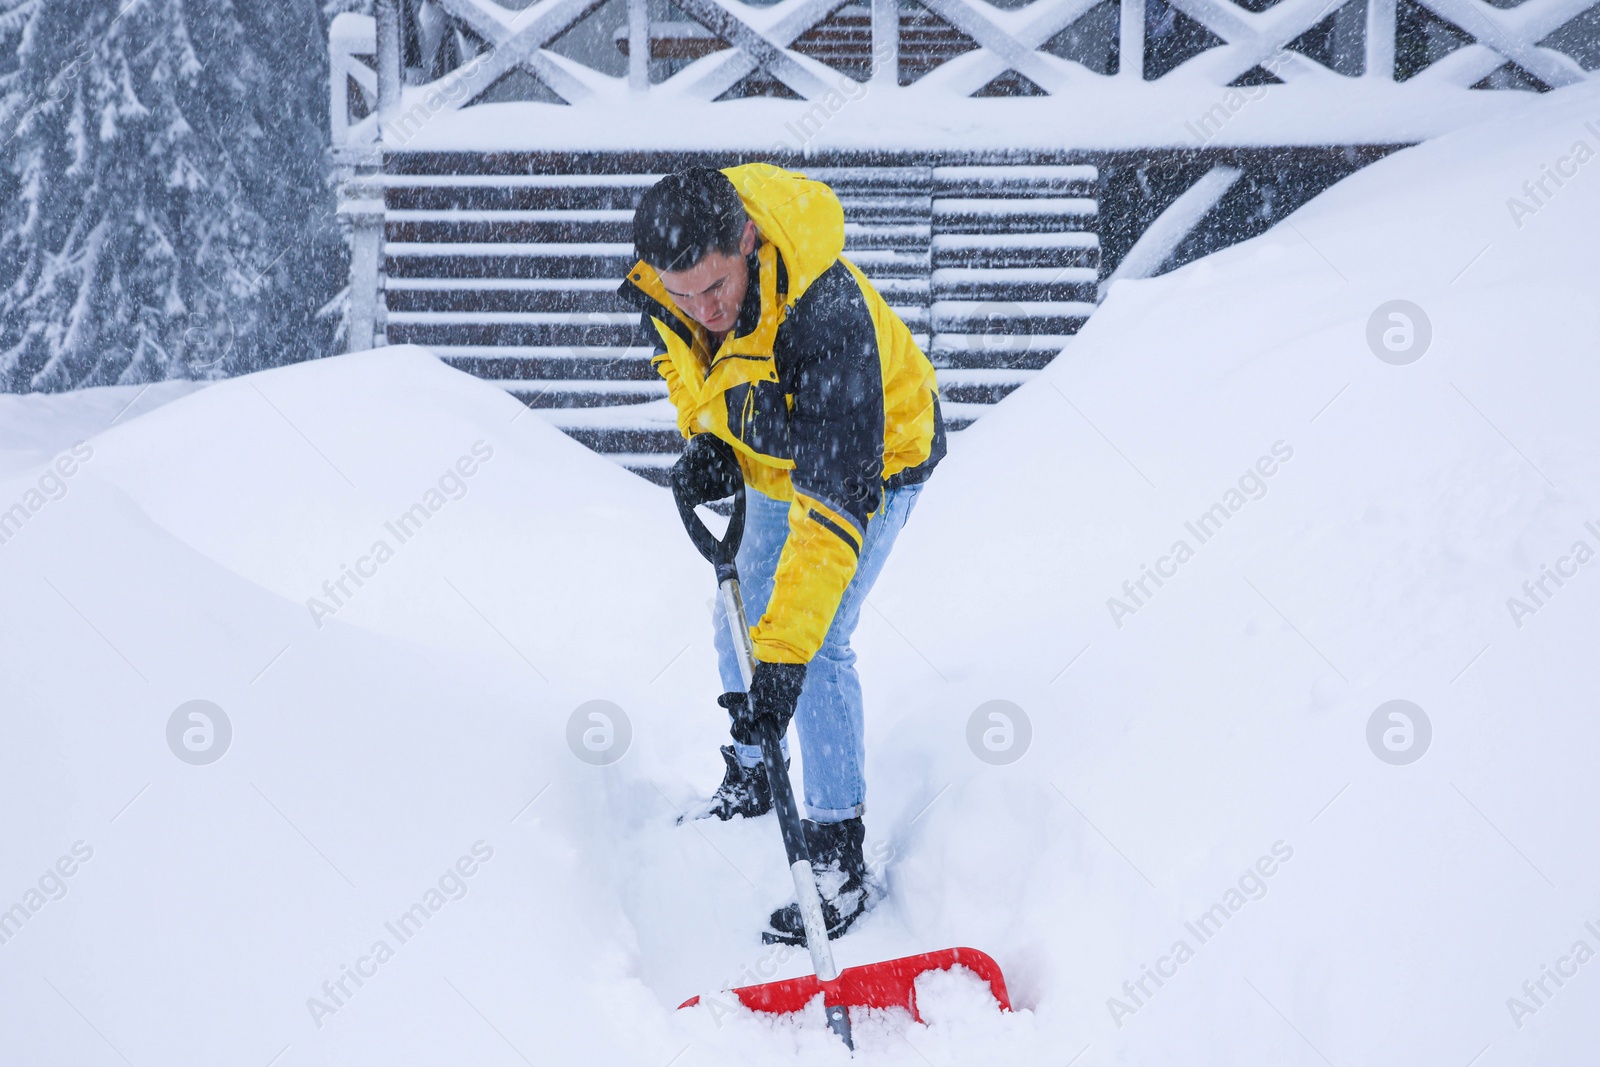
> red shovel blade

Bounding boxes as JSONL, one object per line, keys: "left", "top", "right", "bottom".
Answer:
{"left": 679, "top": 947, "right": 1010, "bottom": 1022}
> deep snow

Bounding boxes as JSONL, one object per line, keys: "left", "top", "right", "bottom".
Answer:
{"left": 0, "top": 380, "right": 209, "bottom": 479}
{"left": 3, "top": 81, "right": 1600, "bottom": 1066}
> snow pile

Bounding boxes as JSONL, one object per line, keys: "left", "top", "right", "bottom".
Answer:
{"left": 0, "top": 380, "right": 208, "bottom": 478}
{"left": 3, "top": 81, "right": 1599, "bottom": 1066}
{"left": 861, "top": 77, "right": 1600, "bottom": 1064}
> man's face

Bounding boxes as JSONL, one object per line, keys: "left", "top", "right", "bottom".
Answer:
{"left": 659, "top": 221, "right": 757, "bottom": 335}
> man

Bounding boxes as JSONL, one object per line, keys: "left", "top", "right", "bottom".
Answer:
{"left": 619, "top": 165, "right": 945, "bottom": 944}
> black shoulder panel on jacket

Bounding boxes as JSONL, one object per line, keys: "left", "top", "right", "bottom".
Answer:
{"left": 773, "top": 260, "right": 885, "bottom": 533}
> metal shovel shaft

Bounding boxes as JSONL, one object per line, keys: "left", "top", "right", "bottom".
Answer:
{"left": 675, "top": 479, "right": 852, "bottom": 1048}
{"left": 719, "top": 576, "right": 853, "bottom": 1047}
{"left": 719, "top": 577, "right": 836, "bottom": 981}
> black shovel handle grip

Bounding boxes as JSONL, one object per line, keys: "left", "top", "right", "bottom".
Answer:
{"left": 672, "top": 471, "right": 746, "bottom": 577}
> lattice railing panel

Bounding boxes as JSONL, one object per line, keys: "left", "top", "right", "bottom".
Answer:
{"left": 331, "top": 0, "right": 1600, "bottom": 145}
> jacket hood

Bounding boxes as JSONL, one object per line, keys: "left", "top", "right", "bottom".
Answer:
{"left": 722, "top": 163, "right": 845, "bottom": 307}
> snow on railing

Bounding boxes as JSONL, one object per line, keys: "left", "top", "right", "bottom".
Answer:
{"left": 328, "top": 0, "right": 1600, "bottom": 154}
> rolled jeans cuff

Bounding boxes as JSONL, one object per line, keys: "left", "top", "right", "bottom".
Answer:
{"left": 805, "top": 802, "right": 865, "bottom": 824}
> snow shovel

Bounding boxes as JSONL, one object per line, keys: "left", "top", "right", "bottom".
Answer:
{"left": 672, "top": 476, "right": 1013, "bottom": 1049}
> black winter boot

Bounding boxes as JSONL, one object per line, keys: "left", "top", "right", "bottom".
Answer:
{"left": 681, "top": 692, "right": 788, "bottom": 823}
{"left": 762, "top": 817, "right": 871, "bottom": 945}
{"left": 683, "top": 746, "right": 775, "bottom": 822}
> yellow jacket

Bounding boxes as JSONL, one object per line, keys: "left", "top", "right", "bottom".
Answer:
{"left": 620, "top": 164, "right": 946, "bottom": 663}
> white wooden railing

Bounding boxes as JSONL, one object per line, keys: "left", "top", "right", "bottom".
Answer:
{"left": 326, "top": 0, "right": 1600, "bottom": 354}
{"left": 329, "top": 0, "right": 1600, "bottom": 157}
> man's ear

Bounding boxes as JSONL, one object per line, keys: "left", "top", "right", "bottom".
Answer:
{"left": 739, "top": 219, "right": 758, "bottom": 256}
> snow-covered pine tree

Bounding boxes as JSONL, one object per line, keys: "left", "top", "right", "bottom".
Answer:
{"left": 0, "top": 0, "right": 343, "bottom": 391}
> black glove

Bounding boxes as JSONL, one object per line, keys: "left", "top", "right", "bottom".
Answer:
{"left": 671, "top": 433, "right": 741, "bottom": 508}
{"left": 722, "top": 662, "right": 807, "bottom": 746}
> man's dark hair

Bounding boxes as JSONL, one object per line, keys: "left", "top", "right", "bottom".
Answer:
{"left": 632, "top": 167, "right": 749, "bottom": 273}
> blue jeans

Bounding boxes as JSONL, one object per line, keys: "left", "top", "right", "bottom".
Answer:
{"left": 712, "top": 482, "right": 924, "bottom": 823}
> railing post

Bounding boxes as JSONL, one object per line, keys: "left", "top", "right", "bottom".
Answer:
{"left": 872, "top": 0, "right": 899, "bottom": 86}
{"left": 340, "top": 175, "right": 386, "bottom": 353}
{"left": 345, "top": 0, "right": 402, "bottom": 355}
{"left": 329, "top": 31, "right": 350, "bottom": 150}
{"left": 1365, "top": 0, "right": 1396, "bottom": 79}
{"left": 376, "top": 0, "right": 403, "bottom": 130}
{"left": 1120, "top": 0, "right": 1145, "bottom": 80}
{"left": 628, "top": 0, "right": 650, "bottom": 90}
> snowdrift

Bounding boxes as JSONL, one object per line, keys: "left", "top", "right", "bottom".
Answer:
{"left": 3, "top": 82, "right": 1599, "bottom": 1066}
